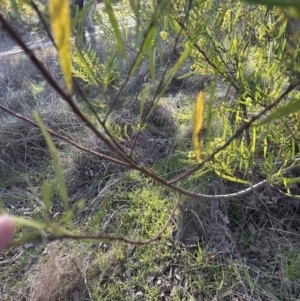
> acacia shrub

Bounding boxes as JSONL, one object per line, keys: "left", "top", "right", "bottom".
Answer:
{"left": 172, "top": 0, "right": 300, "bottom": 187}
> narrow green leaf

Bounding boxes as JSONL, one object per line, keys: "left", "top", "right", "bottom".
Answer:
{"left": 71, "top": 0, "right": 95, "bottom": 28}
{"left": 283, "top": 176, "right": 300, "bottom": 185}
{"left": 9, "top": 0, "right": 21, "bottom": 21}
{"left": 206, "top": 75, "right": 218, "bottom": 148}
{"left": 11, "top": 216, "right": 71, "bottom": 235}
{"left": 130, "top": 26, "right": 156, "bottom": 77}
{"left": 129, "top": 0, "right": 169, "bottom": 77}
{"left": 148, "top": 46, "right": 156, "bottom": 87}
{"left": 177, "top": 71, "right": 197, "bottom": 80}
{"left": 165, "top": 43, "right": 193, "bottom": 84}
{"left": 128, "top": 0, "right": 139, "bottom": 20}
{"left": 146, "top": 96, "right": 163, "bottom": 122}
{"left": 193, "top": 92, "right": 205, "bottom": 162}
{"left": 151, "top": 43, "right": 193, "bottom": 106}
{"left": 49, "top": 0, "right": 72, "bottom": 93}
{"left": 230, "top": 37, "right": 238, "bottom": 54}
{"left": 259, "top": 100, "right": 300, "bottom": 125}
{"left": 105, "top": 51, "right": 118, "bottom": 90}
{"left": 76, "top": 15, "right": 85, "bottom": 46}
{"left": 222, "top": 112, "right": 230, "bottom": 140}
{"left": 263, "top": 138, "right": 268, "bottom": 160}
{"left": 104, "top": 0, "right": 128, "bottom": 62}
{"left": 39, "top": 10, "right": 50, "bottom": 24}
{"left": 9, "top": 230, "right": 45, "bottom": 247}
{"left": 214, "top": 169, "right": 250, "bottom": 184}
{"left": 276, "top": 19, "right": 288, "bottom": 39}
{"left": 34, "top": 111, "right": 69, "bottom": 212}
{"left": 62, "top": 209, "right": 74, "bottom": 223}
{"left": 195, "top": 168, "right": 211, "bottom": 178}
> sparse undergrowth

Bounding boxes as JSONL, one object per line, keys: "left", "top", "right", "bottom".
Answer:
{"left": 1, "top": 52, "right": 300, "bottom": 300}
{"left": 1, "top": 0, "right": 300, "bottom": 301}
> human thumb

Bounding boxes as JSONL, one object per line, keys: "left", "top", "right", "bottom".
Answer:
{"left": 0, "top": 215, "right": 14, "bottom": 252}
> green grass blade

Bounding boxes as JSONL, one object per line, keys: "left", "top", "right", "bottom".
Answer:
{"left": 251, "top": 125, "right": 256, "bottom": 154}
{"left": 148, "top": 42, "right": 193, "bottom": 108}
{"left": 11, "top": 216, "right": 72, "bottom": 236}
{"left": 129, "top": 25, "right": 156, "bottom": 77}
{"left": 148, "top": 46, "right": 157, "bottom": 87}
{"left": 207, "top": 76, "right": 218, "bottom": 148}
{"left": 164, "top": 43, "right": 193, "bottom": 84}
{"left": 105, "top": 51, "right": 118, "bottom": 90}
{"left": 140, "top": 85, "right": 149, "bottom": 124}
{"left": 128, "top": 0, "right": 139, "bottom": 20}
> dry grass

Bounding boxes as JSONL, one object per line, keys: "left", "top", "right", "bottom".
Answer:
{"left": 0, "top": 46, "right": 60, "bottom": 95}
{"left": 0, "top": 99, "right": 83, "bottom": 182}
{"left": 1, "top": 12, "right": 300, "bottom": 301}
{"left": 174, "top": 175, "right": 300, "bottom": 300}
{"left": 29, "top": 243, "right": 86, "bottom": 301}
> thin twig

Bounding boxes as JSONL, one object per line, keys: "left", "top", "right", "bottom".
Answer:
{"left": 0, "top": 104, "right": 131, "bottom": 167}
{"left": 0, "top": 13, "right": 288, "bottom": 201}
{"left": 0, "top": 14, "right": 140, "bottom": 168}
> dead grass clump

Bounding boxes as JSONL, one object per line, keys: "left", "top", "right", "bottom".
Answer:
{"left": 60, "top": 119, "right": 132, "bottom": 203}
{"left": 108, "top": 98, "right": 177, "bottom": 165}
{"left": 0, "top": 46, "right": 60, "bottom": 95}
{"left": 181, "top": 73, "right": 212, "bottom": 93}
{"left": 36, "top": 99, "right": 84, "bottom": 140}
{"left": 176, "top": 176, "right": 300, "bottom": 300}
{"left": 0, "top": 116, "right": 49, "bottom": 180}
{"left": 0, "top": 99, "right": 83, "bottom": 181}
{"left": 0, "top": 88, "right": 37, "bottom": 117}
{"left": 30, "top": 243, "right": 86, "bottom": 301}
{"left": 177, "top": 196, "right": 236, "bottom": 254}
{"left": 63, "top": 145, "right": 123, "bottom": 202}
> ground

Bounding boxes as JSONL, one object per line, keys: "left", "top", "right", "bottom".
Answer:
{"left": 1, "top": 3, "right": 300, "bottom": 301}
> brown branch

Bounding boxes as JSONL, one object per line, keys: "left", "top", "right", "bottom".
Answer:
{"left": 0, "top": 102, "right": 270, "bottom": 200}
{"left": 0, "top": 14, "right": 140, "bottom": 169}
{"left": 0, "top": 104, "right": 131, "bottom": 168}
{"left": 30, "top": 1, "right": 111, "bottom": 128}
{"left": 30, "top": 0, "right": 55, "bottom": 45}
